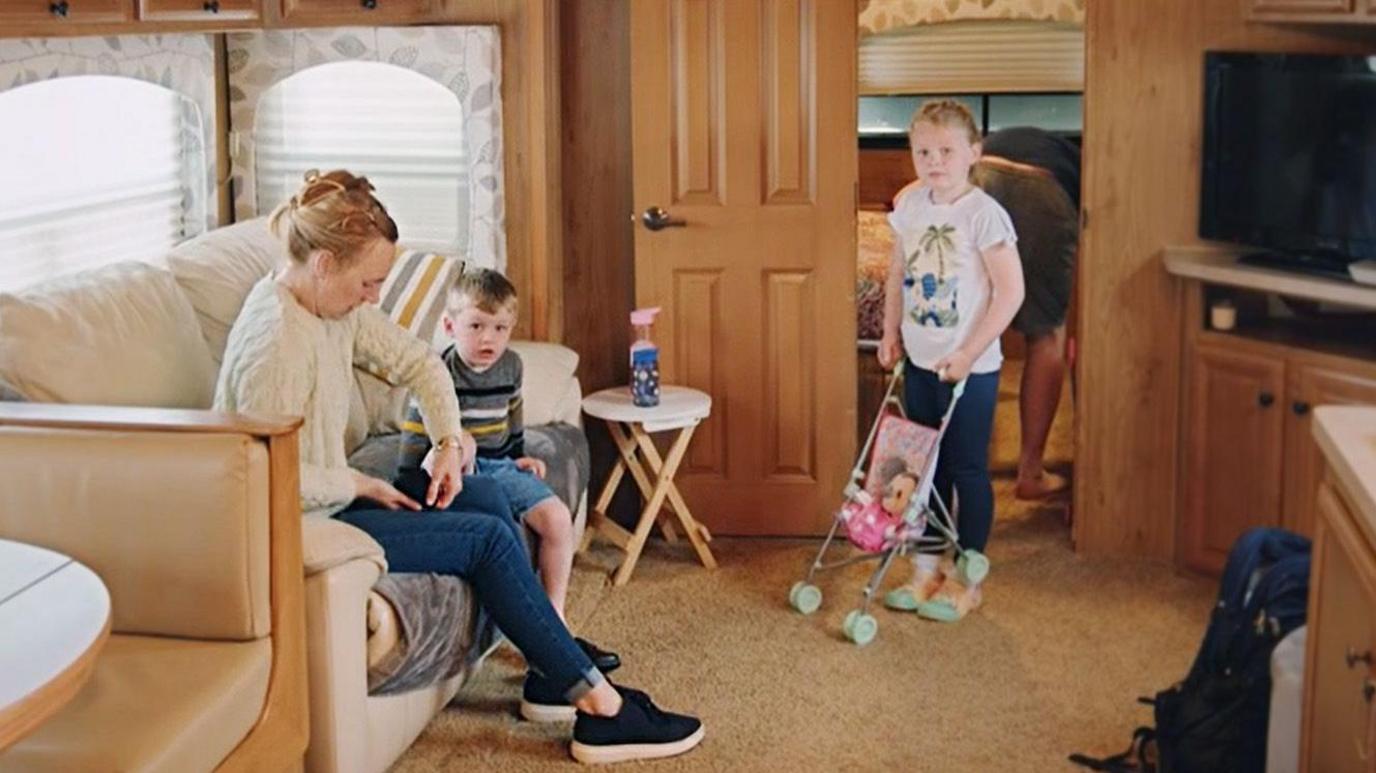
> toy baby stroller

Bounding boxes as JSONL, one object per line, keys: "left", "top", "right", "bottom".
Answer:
{"left": 787, "top": 366, "right": 990, "bottom": 645}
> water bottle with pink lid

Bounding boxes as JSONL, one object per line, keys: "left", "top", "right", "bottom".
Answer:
{"left": 629, "top": 307, "right": 661, "bottom": 407}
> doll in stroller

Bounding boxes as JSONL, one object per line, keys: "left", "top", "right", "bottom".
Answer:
{"left": 787, "top": 367, "right": 990, "bottom": 645}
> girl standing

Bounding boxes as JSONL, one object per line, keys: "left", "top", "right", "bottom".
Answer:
{"left": 878, "top": 101, "right": 1025, "bottom": 622}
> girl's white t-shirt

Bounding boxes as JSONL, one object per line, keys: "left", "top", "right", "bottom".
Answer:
{"left": 887, "top": 184, "right": 1017, "bottom": 375}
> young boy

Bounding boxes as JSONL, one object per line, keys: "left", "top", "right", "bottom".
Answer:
{"left": 397, "top": 268, "right": 619, "bottom": 686}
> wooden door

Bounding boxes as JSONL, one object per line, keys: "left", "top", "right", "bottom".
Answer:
{"left": 629, "top": 0, "right": 856, "bottom": 535}
{"left": 1301, "top": 482, "right": 1376, "bottom": 773}
{"left": 1182, "top": 345, "right": 1285, "bottom": 574}
{"left": 1283, "top": 361, "right": 1376, "bottom": 538}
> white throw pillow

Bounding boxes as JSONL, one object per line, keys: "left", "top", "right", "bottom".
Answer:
{"left": 0, "top": 262, "right": 219, "bottom": 408}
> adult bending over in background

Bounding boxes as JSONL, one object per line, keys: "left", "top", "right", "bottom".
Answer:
{"left": 975, "top": 127, "right": 1081, "bottom": 500}
{"left": 214, "top": 169, "right": 703, "bottom": 765}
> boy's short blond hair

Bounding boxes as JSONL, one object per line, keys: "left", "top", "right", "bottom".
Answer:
{"left": 449, "top": 268, "right": 519, "bottom": 316}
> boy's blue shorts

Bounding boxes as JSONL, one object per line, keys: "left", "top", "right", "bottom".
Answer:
{"left": 474, "top": 456, "right": 558, "bottom": 518}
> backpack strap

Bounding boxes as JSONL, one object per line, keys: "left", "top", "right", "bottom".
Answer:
{"left": 1067, "top": 727, "right": 1156, "bottom": 772}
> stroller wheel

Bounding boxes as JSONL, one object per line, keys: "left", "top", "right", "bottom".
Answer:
{"left": 789, "top": 582, "right": 822, "bottom": 615}
{"left": 957, "top": 550, "right": 990, "bottom": 585}
{"left": 843, "top": 610, "right": 878, "bottom": 646}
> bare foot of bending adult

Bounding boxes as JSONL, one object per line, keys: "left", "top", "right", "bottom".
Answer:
{"left": 1015, "top": 469, "right": 1069, "bottom": 500}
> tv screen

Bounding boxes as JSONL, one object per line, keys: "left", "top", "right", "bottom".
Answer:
{"left": 1201, "top": 52, "right": 1376, "bottom": 265}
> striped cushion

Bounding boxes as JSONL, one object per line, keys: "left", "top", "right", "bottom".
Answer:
{"left": 351, "top": 248, "right": 464, "bottom": 443}
{"left": 378, "top": 248, "right": 465, "bottom": 338}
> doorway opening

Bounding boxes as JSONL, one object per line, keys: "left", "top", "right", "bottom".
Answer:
{"left": 854, "top": 13, "right": 1084, "bottom": 536}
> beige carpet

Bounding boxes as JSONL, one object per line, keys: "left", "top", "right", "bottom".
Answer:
{"left": 394, "top": 366, "right": 1216, "bottom": 771}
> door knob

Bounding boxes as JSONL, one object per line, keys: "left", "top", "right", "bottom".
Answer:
{"left": 49, "top": 0, "right": 69, "bottom": 16}
{"left": 203, "top": 0, "right": 219, "bottom": 11}
{"left": 640, "top": 206, "right": 686, "bottom": 231}
{"left": 1258, "top": 391, "right": 1275, "bottom": 408}
{"left": 1292, "top": 400, "right": 1311, "bottom": 416}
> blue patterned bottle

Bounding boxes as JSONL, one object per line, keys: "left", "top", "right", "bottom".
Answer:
{"left": 629, "top": 307, "right": 661, "bottom": 407}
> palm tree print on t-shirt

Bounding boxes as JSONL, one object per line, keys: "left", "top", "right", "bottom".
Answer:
{"left": 906, "top": 223, "right": 959, "bottom": 328}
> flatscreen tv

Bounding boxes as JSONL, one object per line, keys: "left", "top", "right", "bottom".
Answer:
{"left": 1201, "top": 51, "right": 1376, "bottom": 279}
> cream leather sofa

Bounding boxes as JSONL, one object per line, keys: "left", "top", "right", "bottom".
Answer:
{"left": 0, "top": 219, "right": 587, "bottom": 773}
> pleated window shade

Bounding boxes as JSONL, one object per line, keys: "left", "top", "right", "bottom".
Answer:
{"left": 0, "top": 76, "right": 203, "bottom": 292}
{"left": 252, "top": 61, "right": 467, "bottom": 256}
{"left": 860, "top": 19, "right": 1084, "bottom": 95}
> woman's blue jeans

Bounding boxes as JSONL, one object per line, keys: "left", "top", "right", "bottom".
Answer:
{"left": 903, "top": 360, "right": 1000, "bottom": 554}
{"left": 336, "top": 475, "right": 602, "bottom": 699}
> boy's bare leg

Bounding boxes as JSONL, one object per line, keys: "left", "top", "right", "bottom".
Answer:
{"left": 1016, "top": 325, "right": 1069, "bottom": 499}
{"left": 527, "top": 498, "right": 574, "bottom": 621}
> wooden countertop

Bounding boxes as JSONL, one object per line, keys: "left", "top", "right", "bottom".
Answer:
{"left": 1163, "top": 246, "right": 1376, "bottom": 311}
{"left": 1313, "top": 406, "right": 1376, "bottom": 543}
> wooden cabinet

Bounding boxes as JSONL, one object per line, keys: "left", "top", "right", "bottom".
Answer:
{"left": 1247, "top": 0, "right": 1376, "bottom": 22}
{"left": 1182, "top": 338, "right": 1376, "bottom": 574}
{"left": 139, "top": 0, "right": 258, "bottom": 22}
{"left": 1301, "top": 480, "right": 1376, "bottom": 773}
{"left": 0, "top": 0, "right": 132, "bottom": 25}
{"left": 278, "top": 0, "right": 432, "bottom": 25}
{"left": 1183, "top": 345, "right": 1286, "bottom": 573}
{"left": 1285, "top": 365, "right": 1376, "bottom": 537}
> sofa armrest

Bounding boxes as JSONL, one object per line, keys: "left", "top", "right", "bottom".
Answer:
{"left": 0, "top": 403, "right": 308, "bottom": 772}
{"left": 303, "top": 517, "right": 387, "bottom": 577}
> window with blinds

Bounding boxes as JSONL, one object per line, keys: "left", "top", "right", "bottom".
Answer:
{"left": 252, "top": 61, "right": 467, "bottom": 255}
{"left": 859, "top": 19, "right": 1084, "bottom": 96}
{"left": 0, "top": 76, "right": 204, "bottom": 292}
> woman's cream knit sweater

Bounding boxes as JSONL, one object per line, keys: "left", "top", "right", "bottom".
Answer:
{"left": 215, "top": 277, "right": 462, "bottom": 518}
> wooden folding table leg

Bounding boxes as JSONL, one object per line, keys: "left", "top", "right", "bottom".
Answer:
{"left": 612, "top": 424, "right": 696, "bottom": 586}
{"left": 580, "top": 425, "right": 632, "bottom": 554}
{"left": 607, "top": 421, "right": 678, "bottom": 542}
{"left": 630, "top": 423, "right": 715, "bottom": 569}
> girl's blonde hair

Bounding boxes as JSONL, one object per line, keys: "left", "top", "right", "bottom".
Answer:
{"left": 909, "top": 99, "right": 981, "bottom": 145}
{"left": 268, "top": 169, "right": 399, "bottom": 266}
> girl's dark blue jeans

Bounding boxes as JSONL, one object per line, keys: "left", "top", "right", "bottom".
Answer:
{"left": 336, "top": 474, "right": 602, "bottom": 700}
{"left": 903, "top": 359, "right": 1001, "bottom": 555}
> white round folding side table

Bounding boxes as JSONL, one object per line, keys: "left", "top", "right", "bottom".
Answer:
{"left": 579, "top": 385, "right": 718, "bottom": 586}
{"left": 0, "top": 539, "right": 110, "bottom": 752}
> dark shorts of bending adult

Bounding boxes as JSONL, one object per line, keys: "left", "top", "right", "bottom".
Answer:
{"left": 973, "top": 161, "right": 1078, "bottom": 339}
{"left": 336, "top": 474, "right": 603, "bottom": 700}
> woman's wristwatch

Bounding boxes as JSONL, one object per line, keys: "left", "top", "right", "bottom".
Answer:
{"left": 435, "top": 434, "right": 464, "bottom": 458}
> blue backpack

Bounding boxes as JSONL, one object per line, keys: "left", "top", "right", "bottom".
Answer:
{"left": 1071, "top": 527, "right": 1312, "bottom": 773}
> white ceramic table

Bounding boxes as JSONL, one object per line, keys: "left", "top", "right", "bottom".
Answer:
{"left": 578, "top": 385, "right": 717, "bottom": 585}
{"left": 0, "top": 539, "right": 110, "bottom": 752}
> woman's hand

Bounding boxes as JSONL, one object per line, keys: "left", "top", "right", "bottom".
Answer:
{"left": 426, "top": 444, "right": 465, "bottom": 509}
{"left": 351, "top": 470, "right": 421, "bottom": 511}
{"left": 877, "top": 333, "right": 904, "bottom": 371}
{"left": 933, "top": 348, "right": 973, "bottom": 383}
{"left": 515, "top": 456, "right": 547, "bottom": 479}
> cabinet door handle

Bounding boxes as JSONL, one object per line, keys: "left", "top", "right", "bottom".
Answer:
{"left": 1292, "top": 400, "right": 1311, "bottom": 416}
{"left": 360, "top": 0, "right": 377, "bottom": 8}
{"left": 1348, "top": 647, "right": 1373, "bottom": 669}
{"left": 48, "top": 0, "right": 69, "bottom": 16}
{"left": 1258, "top": 391, "right": 1275, "bottom": 408}
{"left": 202, "top": 0, "right": 219, "bottom": 11}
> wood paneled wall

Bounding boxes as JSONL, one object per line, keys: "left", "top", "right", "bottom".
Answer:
{"left": 558, "top": 0, "right": 633, "bottom": 393}
{"left": 558, "top": 0, "right": 637, "bottom": 520}
{"left": 1077, "top": 1, "right": 1376, "bottom": 559}
{"left": 858, "top": 147, "right": 911, "bottom": 210}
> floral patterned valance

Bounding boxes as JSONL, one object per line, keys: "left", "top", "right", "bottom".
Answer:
{"left": 860, "top": 0, "right": 1085, "bottom": 36}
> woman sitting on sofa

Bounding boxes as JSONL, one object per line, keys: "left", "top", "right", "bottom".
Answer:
{"left": 214, "top": 169, "right": 704, "bottom": 765}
